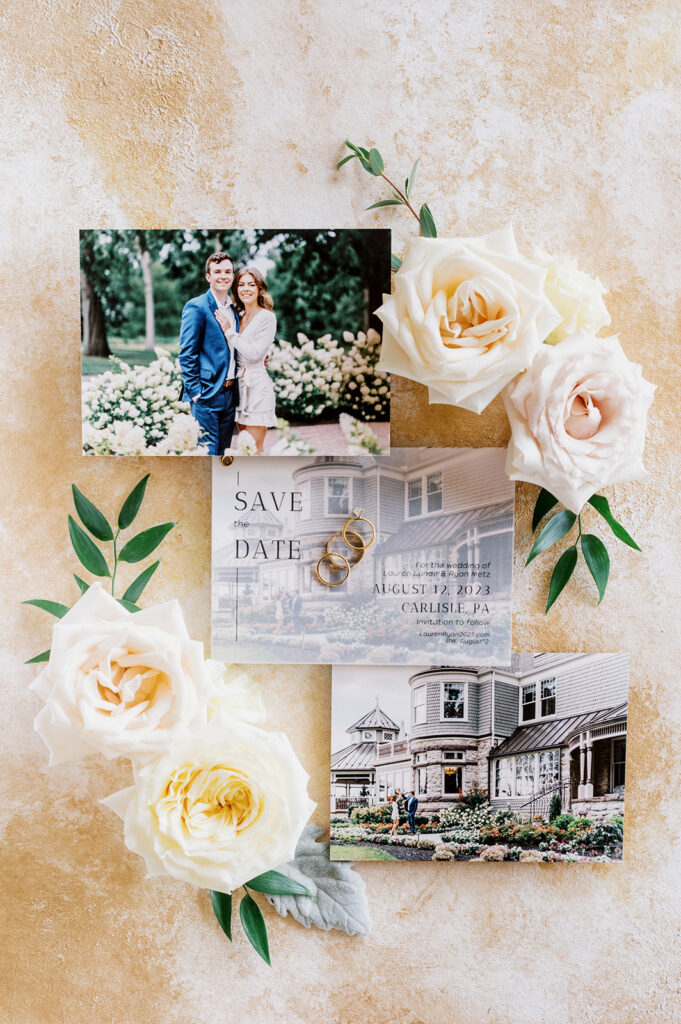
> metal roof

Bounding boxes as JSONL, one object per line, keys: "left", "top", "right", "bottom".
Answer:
{"left": 330, "top": 741, "right": 378, "bottom": 771}
{"left": 493, "top": 702, "right": 628, "bottom": 757}
{"left": 379, "top": 500, "right": 513, "bottom": 554}
{"left": 348, "top": 703, "right": 400, "bottom": 732}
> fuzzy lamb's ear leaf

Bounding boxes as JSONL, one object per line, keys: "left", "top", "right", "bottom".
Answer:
{"left": 588, "top": 494, "right": 641, "bottom": 551}
{"left": 532, "top": 488, "right": 559, "bottom": 532}
{"left": 265, "top": 824, "right": 371, "bottom": 937}
{"left": 118, "top": 474, "right": 150, "bottom": 531}
{"left": 239, "top": 892, "right": 270, "bottom": 966}
{"left": 581, "top": 533, "right": 610, "bottom": 604}
{"left": 72, "top": 485, "right": 113, "bottom": 542}
{"left": 526, "top": 509, "right": 577, "bottom": 565}
{"left": 545, "top": 545, "right": 578, "bottom": 613}
{"left": 391, "top": 254, "right": 403, "bottom": 272}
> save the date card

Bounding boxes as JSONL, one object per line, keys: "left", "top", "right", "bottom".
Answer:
{"left": 211, "top": 448, "right": 514, "bottom": 665}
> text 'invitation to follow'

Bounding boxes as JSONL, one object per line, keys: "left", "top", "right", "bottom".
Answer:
{"left": 211, "top": 449, "right": 514, "bottom": 666}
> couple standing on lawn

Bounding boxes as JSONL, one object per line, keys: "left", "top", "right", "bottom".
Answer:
{"left": 390, "top": 790, "right": 419, "bottom": 835}
{"left": 178, "top": 251, "right": 277, "bottom": 455}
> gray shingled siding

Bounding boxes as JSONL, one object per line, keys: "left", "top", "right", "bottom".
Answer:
{"left": 478, "top": 679, "right": 492, "bottom": 733}
{"left": 494, "top": 679, "right": 520, "bottom": 737}
{"left": 554, "top": 654, "right": 629, "bottom": 717}
{"left": 311, "top": 477, "right": 324, "bottom": 518}
{"left": 440, "top": 449, "right": 510, "bottom": 511}
{"left": 379, "top": 474, "right": 407, "bottom": 534}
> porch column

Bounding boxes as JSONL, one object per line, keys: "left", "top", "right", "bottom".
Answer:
{"left": 578, "top": 734, "right": 586, "bottom": 798}
{"left": 584, "top": 731, "right": 594, "bottom": 799}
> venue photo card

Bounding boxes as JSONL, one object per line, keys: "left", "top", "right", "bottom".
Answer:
{"left": 79, "top": 228, "right": 391, "bottom": 457}
{"left": 330, "top": 654, "right": 629, "bottom": 862}
{"left": 211, "top": 448, "right": 514, "bottom": 666}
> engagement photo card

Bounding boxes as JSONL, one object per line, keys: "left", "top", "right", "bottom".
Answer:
{"left": 211, "top": 447, "right": 514, "bottom": 666}
{"left": 330, "top": 654, "right": 628, "bottom": 862}
{"left": 80, "top": 228, "right": 391, "bottom": 457}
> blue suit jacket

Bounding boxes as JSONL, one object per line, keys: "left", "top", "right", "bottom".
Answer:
{"left": 178, "top": 290, "right": 239, "bottom": 403}
{"left": 406, "top": 797, "right": 418, "bottom": 813}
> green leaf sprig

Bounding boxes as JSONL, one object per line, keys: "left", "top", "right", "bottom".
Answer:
{"left": 528, "top": 488, "right": 640, "bottom": 612}
{"left": 338, "top": 140, "right": 437, "bottom": 270}
{"left": 24, "top": 474, "right": 175, "bottom": 662}
{"left": 210, "top": 870, "right": 311, "bottom": 966}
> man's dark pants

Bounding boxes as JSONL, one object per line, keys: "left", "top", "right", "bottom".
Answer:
{"left": 191, "top": 385, "right": 238, "bottom": 455}
{"left": 408, "top": 811, "right": 416, "bottom": 834}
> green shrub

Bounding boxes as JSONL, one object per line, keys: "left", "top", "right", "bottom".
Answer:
{"left": 548, "top": 793, "right": 562, "bottom": 822}
{"left": 460, "top": 781, "right": 489, "bottom": 810}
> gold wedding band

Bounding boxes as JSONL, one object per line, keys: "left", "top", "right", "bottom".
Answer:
{"left": 316, "top": 552, "right": 350, "bottom": 587}
{"left": 326, "top": 529, "right": 366, "bottom": 569}
{"left": 342, "top": 515, "right": 376, "bottom": 550}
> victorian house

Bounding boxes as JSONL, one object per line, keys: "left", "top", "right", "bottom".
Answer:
{"left": 330, "top": 702, "right": 401, "bottom": 812}
{"left": 332, "top": 654, "right": 628, "bottom": 821}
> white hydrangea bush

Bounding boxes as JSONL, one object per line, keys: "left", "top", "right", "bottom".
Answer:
{"left": 339, "top": 413, "right": 386, "bottom": 455}
{"left": 267, "top": 329, "right": 390, "bottom": 422}
{"left": 82, "top": 352, "right": 208, "bottom": 455}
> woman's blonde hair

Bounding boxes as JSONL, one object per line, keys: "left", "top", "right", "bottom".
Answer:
{"left": 232, "top": 266, "right": 274, "bottom": 314}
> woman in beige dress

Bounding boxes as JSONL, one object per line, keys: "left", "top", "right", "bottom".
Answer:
{"left": 215, "top": 266, "right": 277, "bottom": 454}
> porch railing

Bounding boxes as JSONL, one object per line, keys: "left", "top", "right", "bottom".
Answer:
{"left": 333, "top": 796, "right": 370, "bottom": 811}
{"left": 516, "top": 780, "right": 572, "bottom": 820}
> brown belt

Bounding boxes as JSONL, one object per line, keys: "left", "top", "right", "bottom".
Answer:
{"left": 223, "top": 378, "right": 235, "bottom": 389}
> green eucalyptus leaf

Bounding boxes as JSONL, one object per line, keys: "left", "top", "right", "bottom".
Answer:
{"left": 391, "top": 254, "right": 403, "bottom": 272}
{"left": 246, "top": 870, "right": 312, "bottom": 897}
{"left": 588, "top": 495, "right": 641, "bottom": 551}
{"left": 546, "top": 545, "right": 578, "bottom": 613}
{"left": 210, "top": 890, "right": 233, "bottom": 942}
{"left": 406, "top": 158, "right": 419, "bottom": 199}
{"left": 118, "top": 474, "right": 150, "bottom": 531}
{"left": 26, "top": 650, "right": 51, "bottom": 664}
{"left": 239, "top": 892, "right": 271, "bottom": 966}
{"left": 581, "top": 533, "right": 610, "bottom": 604}
{"left": 336, "top": 153, "right": 356, "bottom": 169}
{"left": 74, "top": 574, "right": 90, "bottom": 595}
{"left": 23, "top": 599, "right": 69, "bottom": 618}
{"left": 116, "top": 599, "right": 141, "bottom": 613}
{"left": 368, "top": 148, "right": 384, "bottom": 175}
{"left": 118, "top": 523, "right": 175, "bottom": 564}
{"left": 532, "top": 488, "right": 559, "bottom": 532}
{"left": 419, "top": 203, "right": 437, "bottom": 237}
{"left": 121, "top": 561, "right": 160, "bottom": 604}
{"left": 72, "top": 485, "right": 113, "bottom": 542}
{"left": 365, "top": 199, "right": 403, "bottom": 210}
{"left": 68, "top": 516, "right": 111, "bottom": 578}
{"left": 525, "top": 509, "right": 577, "bottom": 565}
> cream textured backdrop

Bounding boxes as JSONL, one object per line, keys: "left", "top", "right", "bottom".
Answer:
{"left": 2, "top": 2, "right": 680, "bottom": 1022}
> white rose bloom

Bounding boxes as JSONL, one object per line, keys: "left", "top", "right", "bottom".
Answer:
{"left": 204, "top": 661, "right": 265, "bottom": 725}
{"left": 376, "top": 226, "right": 562, "bottom": 413}
{"left": 504, "top": 330, "right": 656, "bottom": 512}
{"left": 30, "top": 585, "right": 214, "bottom": 764}
{"left": 532, "top": 249, "right": 611, "bottom": 345}
{"left": 103, "top": 717, "right": 315, "bottom": 893}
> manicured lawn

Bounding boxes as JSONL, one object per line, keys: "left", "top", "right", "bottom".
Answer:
{"left": 330, "top": 845, "right": 398, "bottom": 861}
{"left": 81, "top": 337, "right": 178, "bottom": 376}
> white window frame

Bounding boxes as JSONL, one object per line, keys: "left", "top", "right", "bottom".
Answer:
{"left": 326, "top": 476, "right": 351, "bottom": 516}
{"left": 519, "top": 677, "right": 557, "bottom": 724}
{"left": 440, "top": 680, "right": 468, "bottom": 722}
{"left": 417, "top": 766, "right": 427, "bottom": 796}
{"left": 413, "top": 684, "right": 427, "bottom": 725}
{"left": 443, "top": 750, "right": 464, "bottom": 761}
{"left": 405, "top": 470, "right": 444, "bottom": 519}
{"left": 611, "top": 736, "right": 626, "bottom": 790}
{"left": 363, "top": 731, "right": 373, "bottom": 740}
{"left": 442, "top": 765, "right": 463, "bottom": 795}
{"left": 383, "top": 731, "right": 394, "bottom": 740}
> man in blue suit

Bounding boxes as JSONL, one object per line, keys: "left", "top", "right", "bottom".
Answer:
{"left": 178, "top": 251, "right": 240, "bottom": 455}
{"left": 405, "top": 791, "right": 418, "bottom": 834}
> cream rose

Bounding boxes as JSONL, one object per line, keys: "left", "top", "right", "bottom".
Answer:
{"left": 503, "top": 330, "right": 655, "bottom": 513}
{"left": 376, "top": 226, "right": 562, "bottom": 413}
{"left": 30, "top": 584, "right": 213, "bottom": 764}
{"left": 532, "top": 249, "right": 610, "bottom": 345}
{"left": 103, "top": 718, "right": 315, "bottom": 893}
